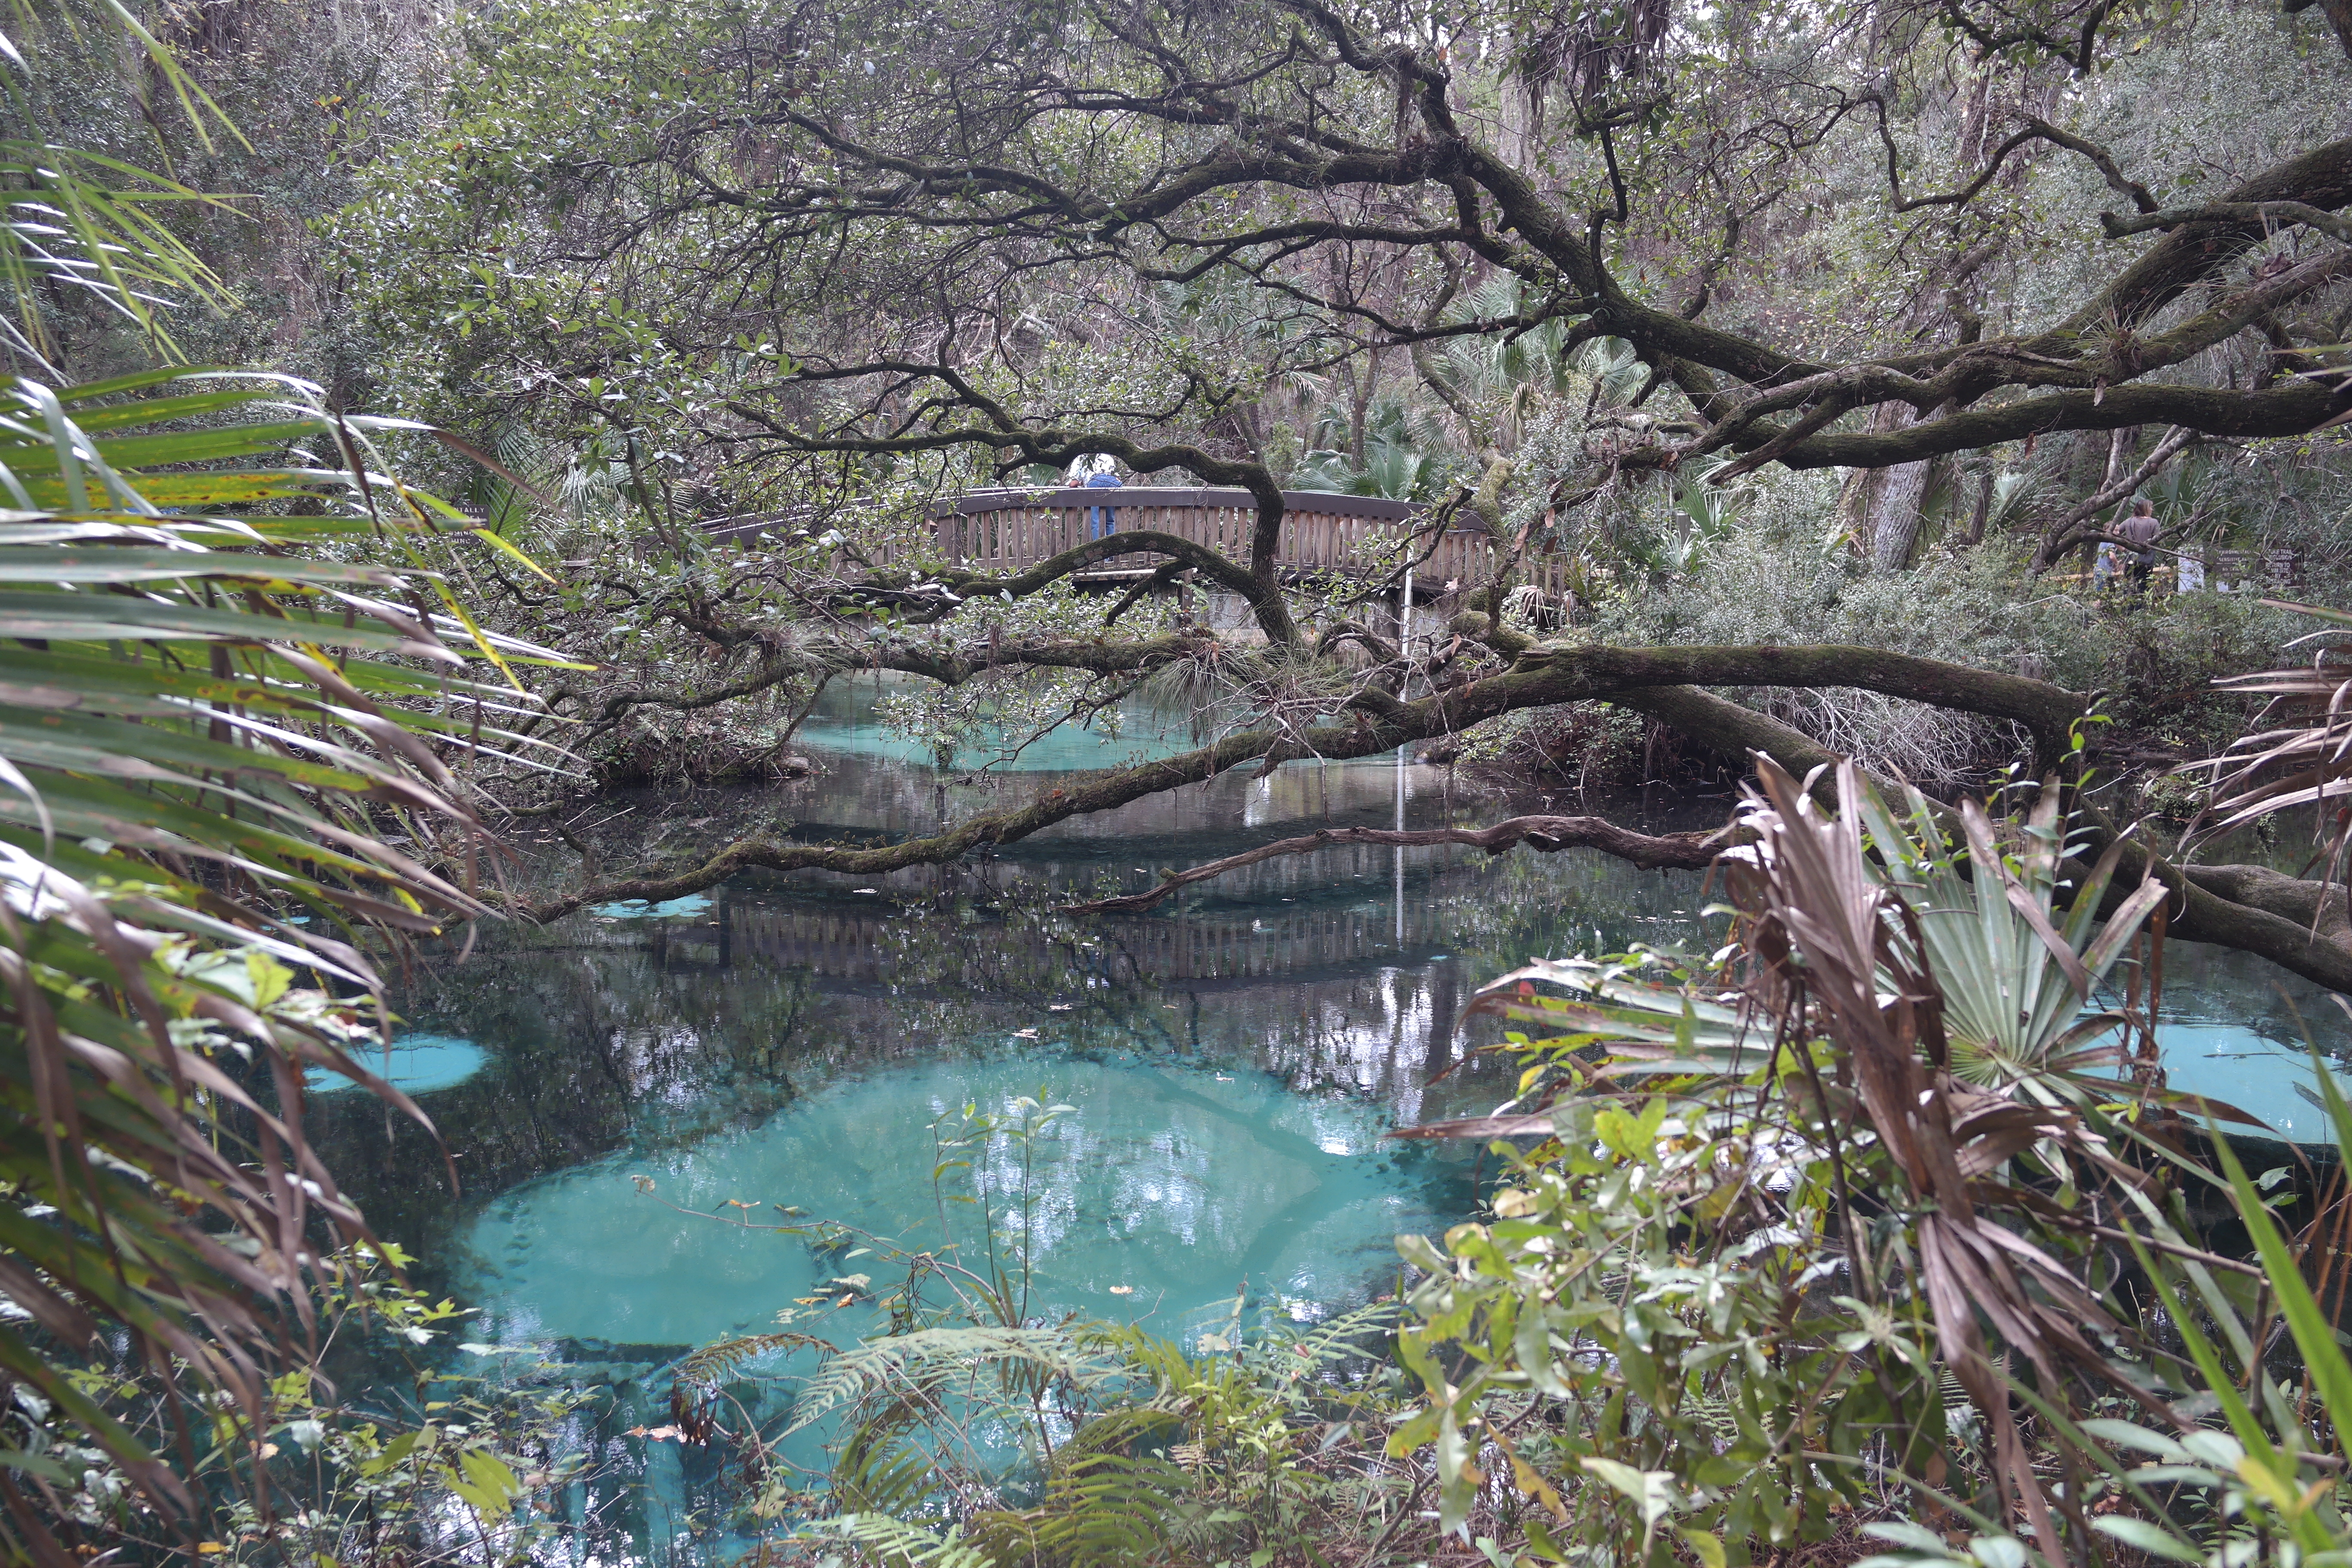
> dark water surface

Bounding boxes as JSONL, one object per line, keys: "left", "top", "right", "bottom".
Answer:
{"left": 304, "top": 683, "right": 2352, "bottom": 1554}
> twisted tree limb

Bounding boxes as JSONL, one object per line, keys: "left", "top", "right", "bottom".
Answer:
{"left": 504, "top": 641, "right": 2352, "bottom": 991}
{"left": 1617, "top": 685, "right": 2352, "bottom": 993}
{"left": 509, "top": 643, "right": 2080, "bottom": 919}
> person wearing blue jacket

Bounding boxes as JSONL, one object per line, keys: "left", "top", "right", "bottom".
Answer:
{"left": 1084, "top": 465, "right": 1124, "bottom": 539}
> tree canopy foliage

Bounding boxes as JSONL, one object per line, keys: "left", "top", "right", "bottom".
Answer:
{"left": 261, "top": 0, "right": 2351, "bottom": 985}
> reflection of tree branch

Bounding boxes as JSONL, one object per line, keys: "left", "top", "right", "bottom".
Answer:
{"left": 1063, "top": 816, "right": 1735, "bottom": 914}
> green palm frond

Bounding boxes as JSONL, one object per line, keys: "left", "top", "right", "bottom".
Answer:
{"left": 1467, "top": 954, "right": 1753, "bottom": 1068}
{"left": 0, "top": 365, "right": 579, "bottom": 1554}
{"left": 0, "top": 0, "right": 250, "bottom": 368}
{"left": 0, "top": 370, "right": 576, "bottom": 931}
{"left": 1849, "top": 775, "right": 2164, "bottom": 1085}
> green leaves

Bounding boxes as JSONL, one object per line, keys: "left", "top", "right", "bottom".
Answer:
{"left": 0, "top": 366, "right": 577, "bottom": 1557}
{"left": 439, "top": 1448, "right": 527, "bottom": 1519}
{"left": 1387, "top": 760, "right": 2215, "bottom": 1568}
{"left": 1847, "top": 769, "right": 2167, "bottom": 1086}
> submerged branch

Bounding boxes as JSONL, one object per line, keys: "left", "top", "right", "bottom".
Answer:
{"left": 1061, "top": 816, "right": 1735, "bottom": 914}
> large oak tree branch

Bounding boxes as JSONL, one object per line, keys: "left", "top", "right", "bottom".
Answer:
{"left": 1749, "top": 377, "right": 2347, "bottom": 471}
{"left": 512, "top": 633, "right": 2352, "bottom": 988}
{"left": 1613, "top": 687, "right": 2352, "bottom": 992}
{"left": 516, "top": 643, "right": 2087, "bottom": 919}
{"left": 722, "top": 392, "right": 1303, "bottom": 643}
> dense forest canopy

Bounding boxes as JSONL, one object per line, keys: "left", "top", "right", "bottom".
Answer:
{"left": 159, "top": 0, "right": 2336, "bottom": 976}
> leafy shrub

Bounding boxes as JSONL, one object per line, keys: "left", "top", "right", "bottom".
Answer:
{"left": 1386, "top": 757, "right": 2352, "bottom": 1568}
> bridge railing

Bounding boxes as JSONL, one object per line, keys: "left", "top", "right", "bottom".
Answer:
{"left": 933, "top": 486, "right": 1515, "bottom": 589}
{"left": 710, "top": 487, "right": 1566, "bottom": 603}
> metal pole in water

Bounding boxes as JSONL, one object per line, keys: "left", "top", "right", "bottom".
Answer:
{"left": 1395, "top": 566, "right": 1410, "bottom": 945}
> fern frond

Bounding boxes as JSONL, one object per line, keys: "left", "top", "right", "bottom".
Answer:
{"left": 968, "top": 1451, "right": 1196, "bottom": 1567}
{"left": 1062, "top": 1406, "right": 1185, "bottom": 1459}
{"left": 786, "top": 1328, "right": 1121, "bottom": 1436}
{"left": 833, "top": 1417, "right": 939, "bottom": 1516}
{"left": 673, "top": 1330, "right": 833, "bottom": 1388}
{"left": 802, "top": 1511, "right": 993, "bottom": 1568}
{"left": 1256, "top": 1298, "right": 1399, "bottom": 1373}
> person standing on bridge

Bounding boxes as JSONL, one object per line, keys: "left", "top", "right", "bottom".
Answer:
{"left": 1084, "top": 462, "right": 1124, "bottom": 540}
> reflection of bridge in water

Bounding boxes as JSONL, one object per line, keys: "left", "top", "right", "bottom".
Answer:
{"left": 721, "top": 894, "right": 1456, "bottom": 991}
{"left": 641, "top": 839, "right": 1694, "bottom": 995}
{"left": 346, "top": 842, "right": 1703, "bottom": 1250}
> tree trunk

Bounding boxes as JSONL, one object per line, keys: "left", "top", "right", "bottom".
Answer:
{"left": 1843, "top": 404, "right": 1932, "bottom": 571}
{"left": 1870, "top": 452, "right": 1934, "bottom": 570}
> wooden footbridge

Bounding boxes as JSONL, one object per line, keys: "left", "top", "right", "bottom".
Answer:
{"left": 712, "top": 487, "right": 1562, "bottom": 606}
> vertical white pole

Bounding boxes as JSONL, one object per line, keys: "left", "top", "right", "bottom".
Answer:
{"left": 1393, "top": 803, "right": 1406, "bottom": 943}
{"left": 1399, "top": 564, "right": 1414, "bottom": 698}
{"left": 1394, "top": 564, "right": 1413, "bottom": 944}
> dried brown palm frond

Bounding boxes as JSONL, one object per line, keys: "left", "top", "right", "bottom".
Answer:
{"left": 1726, "top": 756, "right": 2162, "bottom": 1568}
{"left": 2177, "top": 600, "right": 2352, "bottom": 884}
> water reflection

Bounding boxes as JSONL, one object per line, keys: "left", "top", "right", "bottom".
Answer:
{"left": 791, "top": 670, "right": 1203, "bottom": 773}
{"left": 357, "top": 727, "right": 1692, "bottom": 1299}
{"left": 324, "top": 725, "right": 2352, "bottom": 1339}
{"left": 309, "top": 1032, "right": 487, "bottom": 1095}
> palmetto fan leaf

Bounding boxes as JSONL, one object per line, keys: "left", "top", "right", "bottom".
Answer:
{"left": 1848, "top": 773, "right": 2164, "bottom": 1087}
{"left": 0, "top": 366, "right": 576, "bottom": 1555}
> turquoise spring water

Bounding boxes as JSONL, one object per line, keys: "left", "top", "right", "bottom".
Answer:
{"left": 592, "top": 893, "right": 716, "bottom": 919}
{"left": 790, "top": 671, "right": 1204, "bottom": 772}
{"left": 309, "top": 1032, "right": 488, "bottom": 1096}
{"left": 307, "top": 680, "right": 2352, "bottom": 1559}
{"left": 456, "top": 1052, "right": 1453, "bottom": 1351}
{"left": 2154, "top": 1020, "right": 2352, "bottom": 1144}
